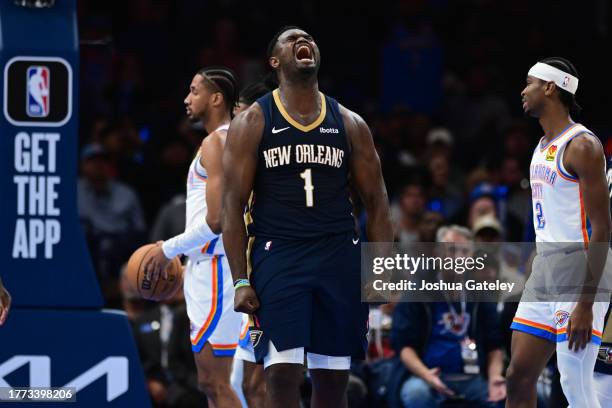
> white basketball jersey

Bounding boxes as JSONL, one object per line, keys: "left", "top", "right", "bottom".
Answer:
{"left": 530, "top": 123, "right": 596, "bottom": 243}
{"left": 184, "top": 124, "right": 229, "bottom": 258}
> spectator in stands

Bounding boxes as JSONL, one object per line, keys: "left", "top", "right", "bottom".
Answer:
{"left": 418, "top": 211, "right": 445, "bottom": 242}
{"left": 380, "top": 0, "right": 443, "bottom": 114}
{"left": 498, "top": 156, "right": 531, "bottom": 228}
{"left": 466, "top": 183, "right": 523, "bottom": 241}
{"left": 390, "top": 225, "right": 506, "bottom": 408}
{"left": 426, "top": 127, "right": 454, "bottom": 160}
{"left": 473, "top": 214, "right": 503, "bottom": 243}
{"left": 197, "top": 18, "right": 246, "bottom": 78}
{"left": 150, "top": 194, "right": 186, "bottom": 243}
{"left": 78, "top": 144, "right": 146, "bottom": 283}
{"left": 502, "top": 120, "right": 533, "bottom": 167}
{"left": 467, "top": 186, "right": 498, "bottom": 229}
{"left": 427, "top": 152, "right": 464, "bottom": 219}
{"left": 119, "top": 263, "right": 150, "bottom": 322}
{"left": 0, "top": 276, "right": 10, "bottom": 326}
{"left": 132, "top": 287, "right": 207, "bottom": 408}
{"left": 441, "top": 65, "right": 511, "bottom": 165}
{"left": 392, "top": 181, "right": 427, "bottom": 243}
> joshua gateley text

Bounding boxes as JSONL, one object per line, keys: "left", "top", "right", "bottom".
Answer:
{"left": 372, "top": 279, "right": 516, "bottom": 293}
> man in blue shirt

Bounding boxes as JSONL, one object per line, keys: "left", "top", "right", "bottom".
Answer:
{"left": 390, "top": 225, "right": 506, "bottom": 408}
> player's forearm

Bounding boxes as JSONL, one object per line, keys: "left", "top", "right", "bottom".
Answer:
{"left": 222, "top": 203, "right": 249, "bottom": 282}
{"left": 581, "top": 226, "right": 610, "bottom": 305}
{"left": 161, "top": 218, "right": 219, "bottom": 259}
{"left": 590, "top": 223, "right": 611, "bottom": 244}
{"left": 487, "top": 349, "right": 504, "bottom": 379}
{"left": 365, "top": 199, "right": 393, "bottom": 242}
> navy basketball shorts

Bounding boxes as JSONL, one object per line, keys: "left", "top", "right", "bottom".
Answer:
{"left": 249, "top": 231, "right": 369, "bottom": 364}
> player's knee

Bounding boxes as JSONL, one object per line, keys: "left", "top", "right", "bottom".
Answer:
{"left": 506, "top": 361, "right": 537, "bottom": 395}
{"left": 311, "top": 370, "right": 348, "bottom": 393}
{"left": 265, "top": 365, "right": 302, "bottom": 392}
{"left": 197, "top": 373, "right": 230, "bottom": 398}
{"left": 243, "top": 377, "right": 266, "bottom": 401}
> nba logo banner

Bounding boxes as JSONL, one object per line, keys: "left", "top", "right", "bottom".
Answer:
{"left": 3, "top": 56, "right": 71, "bottom": 127}
{"left": 26, "top": 65, "right": 50, "bottom": 117}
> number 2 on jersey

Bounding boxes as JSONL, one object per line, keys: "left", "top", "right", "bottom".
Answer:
{"left": 535, "top": 201, "right": 545, "bottom": 229}
{"left": 300, "top": 168, "right": 314, "bottom": 207}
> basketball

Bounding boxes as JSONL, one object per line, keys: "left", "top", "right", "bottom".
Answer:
{"left": 126, "top": 244, "right": 183, "bottom": 301}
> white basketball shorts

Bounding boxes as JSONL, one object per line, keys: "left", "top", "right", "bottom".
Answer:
{"left": 185, "top": 254, "right": 242, "bottom": 356}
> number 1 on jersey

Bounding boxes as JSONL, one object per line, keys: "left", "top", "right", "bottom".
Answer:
{"left": 300, "top": 168, "right": 314, "bottom": 207}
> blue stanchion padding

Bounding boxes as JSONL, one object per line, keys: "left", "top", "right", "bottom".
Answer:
{"left": 0, "top": 3, "right": 151, "bottom": 407}
{"left": 0, "top": 0, "right": 102, "bottom": 308}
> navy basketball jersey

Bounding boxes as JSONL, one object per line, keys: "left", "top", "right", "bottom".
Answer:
{"left": 248, "top": 89, "right": 354, "bottom": 239}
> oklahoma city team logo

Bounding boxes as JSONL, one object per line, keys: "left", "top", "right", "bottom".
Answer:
{"left": 27, "top": 66, "right": 50, "bottom": 117}
{"left": 546, "top": 145, "right": 558, "bottom": 161}
{"left": 554, "top": 310, "right": 570, "bottom": 327}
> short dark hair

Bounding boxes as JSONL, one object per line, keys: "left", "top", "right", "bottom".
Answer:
{"left": 267, "top": 25, "right": 303, "bottom": 58}
{"left": 239, "top": 73, "right": 278, "bottom": 105}
{"left": 239, "top": 82, "right": 271, "bottom": 106}
{"left": 400, "top": 178, "right": 426, "bottom": 194}
{"left": 197, "top": 66, "right": 239, "bottom": 116}
{"left": 539, "top": 57, "right": 582, "bottom": 115}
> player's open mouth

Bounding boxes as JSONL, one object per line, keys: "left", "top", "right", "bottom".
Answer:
{"left": 295, "top": 44, "right": 314, "bottom": 62}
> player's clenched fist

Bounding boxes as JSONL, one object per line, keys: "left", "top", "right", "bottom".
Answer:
{"left": 0, "top": 278, "right": 11, "bottom": 326}
{"left": 234, "top": 286, "right": 260, "bottom": 314}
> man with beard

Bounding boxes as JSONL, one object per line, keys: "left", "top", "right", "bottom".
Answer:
{"left": 145, "top": 67, "right": 243, "bottom": 408}
{"left": 506, "top": 57, "right": 610, "bottom": 408}
{"left": 222, "top": 27, "right": 393, "bottom": 407}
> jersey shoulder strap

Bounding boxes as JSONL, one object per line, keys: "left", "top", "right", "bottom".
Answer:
{"left": 255, "top": 91, "right": 274, "bottom": 135}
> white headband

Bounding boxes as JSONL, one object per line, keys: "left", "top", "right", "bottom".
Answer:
{"left": 527, "top": 62, "right": 579, "bottom": 94}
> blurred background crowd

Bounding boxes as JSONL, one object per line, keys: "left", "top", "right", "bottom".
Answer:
{"left": 76, "top": 0, "right": 611, "bottom": 406}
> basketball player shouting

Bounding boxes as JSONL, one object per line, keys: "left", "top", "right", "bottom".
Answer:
{"left": 145, "top": 67, "right": 242, "bottom": 408}
{"left": 222, "top": 27, "right": 393, "bottom": 408}
{"left": 0, "top": 276, "right": 10, "bottom": 326}
{"left": 506, "top": 57, "right": 611, "bottom": 407}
